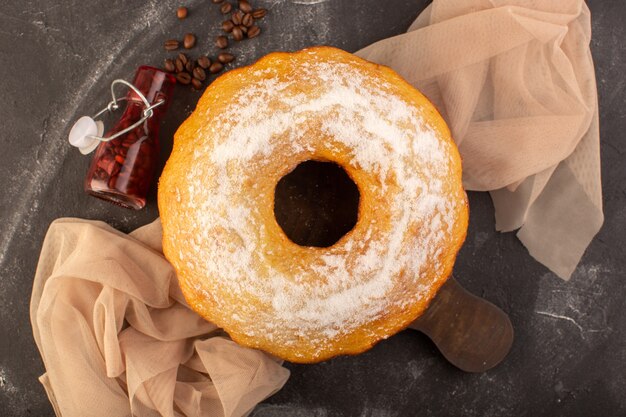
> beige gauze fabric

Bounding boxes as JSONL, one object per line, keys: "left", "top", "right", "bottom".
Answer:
{"left": 356, "top": 0, "right": 603, "bottom": 279}
{"left": 31, "top": 218, "right": 290, "bottom": 417}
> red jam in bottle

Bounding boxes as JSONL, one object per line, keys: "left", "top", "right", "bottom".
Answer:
{"left": 84, "top": 66, "right": 175, "bottom": 209}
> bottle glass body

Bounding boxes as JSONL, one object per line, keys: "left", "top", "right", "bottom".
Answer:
{"left": 84, "top": 66, "right": 175, "bottom": 209}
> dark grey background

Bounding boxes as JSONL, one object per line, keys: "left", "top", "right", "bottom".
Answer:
{"left": 1, "top": 0, "right": 625, "bottom": 416}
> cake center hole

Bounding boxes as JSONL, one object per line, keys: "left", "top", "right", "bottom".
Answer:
{"left": 274, "top": 160, "right": 360, "bottom": 248}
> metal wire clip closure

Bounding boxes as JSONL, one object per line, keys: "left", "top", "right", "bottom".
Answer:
{"left": 68, "top": 79, "right": 165, "bottom": 154}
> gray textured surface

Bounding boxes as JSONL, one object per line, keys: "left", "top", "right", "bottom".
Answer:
{"left": 1, "top": 0, "right": 625, "bottom": 416}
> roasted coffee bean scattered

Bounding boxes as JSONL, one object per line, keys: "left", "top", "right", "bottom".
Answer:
{"left": 238, "top": 0, "right": 252, "bottom": 13}
{"left": 232, "top": 26, "right": 244, "bottom": 41}
{"left": 191, "top": 78, "right": 203, "bottom": 90}
{"left": 164, "top": 59, "right": 175, "bottom": 73}
{"left": 252, "top": 8, "right": 266, "bottom": 19}
{"left": 216, "top": 35, "right": 229, "bottom": 49}
{"left": 231, "top": 10, "right": 243, "bottom": 25}
{"left": 242, "top": 13, "right": 254, "bottom": 27}
{"left": 197, "top": 55, "right": 211, "bottom": 69}
{"left": 193, "top": 67, "right": 207, "bottom": 81}
{"left": 222, "top": 20, "right": 235, "bottom": 33}
{"left": 183, "top": 33, "right": 196, "bottom": 49}
{"left": 209, "top": 62, "right": 223, "bottom": 74}
{"left": 177, "top": 6, "right": 188, "bottom": 19}
{"left": 164, "top": 39, "right": 180, "bottom": 51}
{"left": 220, "top": 2, "right": 232, "bottom": 14}
{"left": 247, "top": 25, "right": 260, "bottom": 38}
{"left": 175, "top": 57, "right": 184, "bottom": 73}
{"left": 217, "top": 52, "right": 235, "bottom": 64}
{"left": 185, "top": 59, "right": 195, "bottom": 73}
{"left": 176, "top": 72, "right": 192, "bottom": 85}
{"left": 163, "top": 0, "right": 268, "bottom": 91}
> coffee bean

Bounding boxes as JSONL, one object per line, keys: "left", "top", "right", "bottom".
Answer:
{"left": 183, "top": 33, "right": 196, "bottom": 49}
{"left": 164, "top": 39, "right": 180, "bottom": 51}
{"left": 216, "top": 35, "right": 228, "bottom": 49}
{"left": 222, "top": 20, "right": 235, "bottom": 33}
{"left": 175, "top": 57, "right": 185, "bottom": 73}
{"left": 238, "top": 24, "right": 248, "bottom": 34}
{"left": 209, "top": 61, "right": 223, "bottom": 74}
{"left": 197, "top": 55, "right": 211, "bottom": 69}
{"left": 217, "top": 52, "right": 235, "bottom": 64}
{"left": 191, "top": 78, "right": 203, "bottom": 90}
{"left": 177, "top": 6, "right": 188, "bottom": 19}
{"left": 238, "top": 0, "right": 252, "bottom": 13}
{"left": 242, "top": 13, "right": 254, "bottom": 27}
{"left": 176, "top": 72, "right": 192, "bottom": 85}
{"left": 178, "top": 52, "right": 188, "bottom": 65}
{"left": 231, "top": 10, "right": 243, "bottom": 25}
{"left": 164, "top": 58, "right": 175, "bottom": 73}
{"left": 193, "top": 66, "right": 206, "bottom": 81}
{"left": 211, "top": 0, "right": 224, "bottom": 3}
{"left": 247, "top": 25, "right": 260, "bottom": 38}
{"left": 185, "top": 59, "right": 195, "bottom": 73}
{"left": 220, "top": 2, "right": 232, "bottom": 14}
{"left": 252, "top": 8, "right": 267, "bottom": 19}
{"left": 232, "top": 26, "right": 244, "bottom": 41}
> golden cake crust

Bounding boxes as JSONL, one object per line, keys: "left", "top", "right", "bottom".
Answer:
{"left": 158, "top": 46, "right": 468, "bottom": 363}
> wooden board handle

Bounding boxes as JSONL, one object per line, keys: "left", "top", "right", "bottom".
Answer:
{"left": 409, "top": 277, "right": 514, "bottom": 373}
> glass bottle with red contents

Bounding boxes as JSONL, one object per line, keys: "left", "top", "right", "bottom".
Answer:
{"left": 84, "top": 66, "right": 175, "bottom": 209}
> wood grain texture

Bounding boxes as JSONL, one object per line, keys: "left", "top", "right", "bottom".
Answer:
{"left": 410, "top": 278, "right": 514, "bottom": 373}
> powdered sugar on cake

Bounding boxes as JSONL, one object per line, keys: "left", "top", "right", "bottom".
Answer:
{"left": 165, "top": 50, "right": 461, "bottom": 360}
